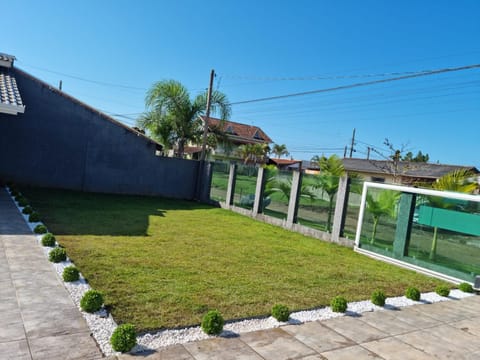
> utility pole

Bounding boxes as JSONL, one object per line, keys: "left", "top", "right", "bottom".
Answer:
{"left": 349, "top": 128, "right": 356, "bottom": 158}
{"left": 200, "top": 69, "right": 215, "bottom": 162}
{"left": 343, "top": 146, "right": 347, "bottom": 158}
{"left": 59, "top": 80, "right": 62, "bottom": 91}
{"left": 367, "top": 146, "right": 371, "bottom": 159}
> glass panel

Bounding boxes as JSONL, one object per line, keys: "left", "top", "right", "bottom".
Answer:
{"left": 264, "top": 169, "right": 291, "bottom": 220}
{"left": 234, "top": 164, "right": 258, "bottom": 210}
{"left": 343, "top": 178, "right": 364, "bottom": 240}
{"left": 209, "top": 161, "right": 229, "bottom": 202}
{"left": 296, "top": 173, "right": 337, "bottom": 232}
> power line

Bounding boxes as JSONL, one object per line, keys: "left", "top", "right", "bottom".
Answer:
{"left": 228, "top": 64, "right": 480, "bottom": 106}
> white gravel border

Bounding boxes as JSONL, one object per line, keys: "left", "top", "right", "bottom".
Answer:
{"left": 7, "top": 187, "right": 476, "bottom": 356}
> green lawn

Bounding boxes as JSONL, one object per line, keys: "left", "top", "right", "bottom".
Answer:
{"left": 21, "top": 187, "right": 448, "bottom": 332}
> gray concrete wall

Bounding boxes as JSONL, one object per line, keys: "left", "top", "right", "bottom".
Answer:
{"left": 0, "top": 68, "right": 199, "bottom": 199}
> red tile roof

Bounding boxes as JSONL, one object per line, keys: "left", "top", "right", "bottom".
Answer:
{"left": 201, "top": 116, "right": 272, "bottom": 144}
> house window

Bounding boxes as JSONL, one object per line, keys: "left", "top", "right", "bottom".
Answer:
{"left": 371, "top": 177, "right": 385, "bottom": 183}
{"left": 253, "top": 130, "right": 264, "bottom": 140}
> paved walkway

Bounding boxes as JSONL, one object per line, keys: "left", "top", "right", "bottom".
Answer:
{"left": 2, "top": 187, "right": 480, "bottom": 359}
{"left": 0, "top": 188, "right": 102, "bottom": 359}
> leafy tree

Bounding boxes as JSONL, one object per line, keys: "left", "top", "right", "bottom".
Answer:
{"left": 137, "top": 80, "right": 231, "bottom": 158}
{"left": 402, "top": 151, "right": 429, "bottom": 163}
{"left": 427, "top": 169, "right": 477, "bottom": 260}
{"left": 314, "top": 154, "right": 345, "bottom": 232}
{"left": 366, "top": 190, "right": 400, "bottom": 244}
{"left": 238, "top": 143, "right": 270, "bottom": 165}
{"left": 271, "top": 144, "right": 289, "bottom": 158}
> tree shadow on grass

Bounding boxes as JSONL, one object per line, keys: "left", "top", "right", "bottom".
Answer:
{"left": 19, "top": 186, "right": 215, "bottom": 236}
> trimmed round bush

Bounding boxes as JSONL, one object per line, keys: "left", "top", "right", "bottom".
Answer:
{"left": 22, "top": 205, "right": 33, "bottom": 214}
{"left": 80, "top": 290, "right": 104, "bottom": 313}
{"left": 201, "top": 310, "right": 224, "bottom": 335}
{"left": 41, "top": 232, "right": 56, "bottom": 247}
{"left": 436, "top": 285, "right": 450, "bottom": 297}
{"left": 271, "top": 304, "right": 290, "bottom": 322}
{"left": 10, "top": 188, "right": 19, "bottom": 197}
{"left": 62, "top": 266, "right": 80, "bottom": 282}
{"left": 49, "top": 247, "right": 67, "bottom": 263}
{"left": 110, "top": 324, "right": 137, "bottom": 353}
{"left": 371, "top": 290, "right": 386, "bottom": 307}
{"left": 14, "top": 194, "right": 23, "bottom": 201}
{"left": 405, "top": 287, "right": 421, "bottom": 301}
{"left": 29, "top": 212, "right": 40, "bottom": 222}
{"left": 34, "top": 224, "right": 48, "bottom": 234}
{"left": 459, "top": 282, "right": 473, "bottom": 293}
{"left": 18, "top": 197, "right": 29, "bottom": 207}
{"left": 330, "top": 296, "right": 348, "bottom": 313}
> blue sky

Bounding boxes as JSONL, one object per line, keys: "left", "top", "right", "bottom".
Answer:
{"left": 3, "top": 0, "right": 480, "bottom": 167}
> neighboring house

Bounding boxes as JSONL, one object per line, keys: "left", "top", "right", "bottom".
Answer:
{"left": 267, "top": 158, "right": 302, "bottom": 171}
{"left": 342, "top": 158, "right": 479, "bottom": 185}
{"left": 300, "top": 157, "right": 478, "bottom": 186}
{"left": 195, "top": 116, "right": 273, "bottom": 161}
{"left": 0, "top": 52, "right": 205, "bottom": 200}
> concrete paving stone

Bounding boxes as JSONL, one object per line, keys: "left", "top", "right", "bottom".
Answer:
{"left": 7, "top": 259, "right": 53, "bottom": 273}
{"left": 118, "top": 345, "right": 195, "bottom": 360}
{"left": 427, "top": 324, "right": 480, "bottom": 353}
{"left": 411, "top": 301, "right": 478, "bottom": 322}
{"left": 183, "top": 337, "right": 263, "bottom": 360}
{"left": 283, "top": 320, "right": 355, "bottom": 353}
{"left": 0, "top": 339, "right": 31, "bottom": 360}
{"left": 450, "top": 318, "right": 480, "bottom": 337}
{"left": 29, "top": 332, "right": 102, "bottom": 360}
{"left": 396, "top": 329, "right": 474, "bottom": 359}
{"left": 358, "top": 310, "right": 417, "bottom": 336}
{"left": 0, "top": 308, "right": 26, "bottom": 342}
{"left": 362, "top": 336, "right": 436, "bottom": 360}
{"left": 240, "top": 327, "right": 318, "bottom": 360}
{"left": 12, "top": 272, "right": 65, "bottom": 289}
{"left": 21, "top": 306, "right": 90, "bottom": 338}
{"left": 295, "top": 355, "right": 326, "bottom": 360}
{"left": 386, "top": 306, "right": 441, "bottom": 329}
{"left": 321, "top": 344, "right": 383, "bottom": 359}
{"left": 322, "top": 315, "right": 387, "bottom": 344}
{"left": 16, "top": 286, "right": 75, "bottom": 309}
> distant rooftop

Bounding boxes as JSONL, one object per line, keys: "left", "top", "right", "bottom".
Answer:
{"left": 202, "top": 117, "right": 273, "bottom": 144}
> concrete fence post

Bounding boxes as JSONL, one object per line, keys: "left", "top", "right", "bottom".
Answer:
{"left": 253, "top": 167, "right": 266, "bottom": 216}
{"left": 393, "top": 192, "right": 416, "bottom": 258}
{"left": 225, "top": 162, "right": 237, "bottom": 207}
{"left": 286, "top": 170, "right": 302, "bottom": 227}
{"left": 331, "top": 176, "right": 350, "bottom": 243}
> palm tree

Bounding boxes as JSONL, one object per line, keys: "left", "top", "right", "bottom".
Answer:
{"left": 271, "top": 144, "right": 289, "bottom": 158}
{"left": 137, "top": 80, "right": 231, "bottom": 158}
{"left": 366, "top": 190, "right": 400, "bottom": 244}
{"left": 314, "top": 155, "right": 345, "bottom": 232}
{"left": 427, "top": 169, "right": 477, "bottom": 260}
{"left": 238, "top": 143, "right": 269, "bottom": 165}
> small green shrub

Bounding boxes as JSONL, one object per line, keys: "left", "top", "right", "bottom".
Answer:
{"left": 80, "top": 290, "right": 104, "bottom": 313}
{"left": 201, "top": 310, "right": 224, "bottom": 335}
{"left": 436, "top": 285, "right": 450, "bottom": 297}
{"left": 49, "top": 247, "right": 67, "bottom": 263}
{"left": 330, "top": 296, "right": 348, "bottom": 313}
{"left": 110, "top": 324, "right": 137, "bottom": 353}
{"left": 10, "top": 188, "right": 19, "bottom": 197}
{"left": 271, "top": 304, "right": 290, "bottom": 322}
{"left": 459, "top": 282, "right": 473, "bottom": 293}
{"left": 29, "top": 212, "right": 40, "bottom": 222}
{"left": 371, "top": 290, "right": 386, "bottom": 306}
{"left": 22, "top": 205, "right": 33, "bottom": 214}
{"left": 18, "top": 197, "right": 29, "bottom": 207}
{"left": 405, "top": 287, "right": 421, "bottom": 301}
{"left": 63, "top": 266, "right": 80, "bottom": 282}
{"left": 14, "top": 194, "right": 23, "bottom": 201}
{"left": 34, "top": 224, "right": 48, "bottom": 234}
{"left": 41, "top": 233, "right": 56, "bottom": 247}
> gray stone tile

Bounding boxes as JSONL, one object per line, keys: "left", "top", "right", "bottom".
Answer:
{"left": 0, "top": 308, "right": 26, "bottom": 342}
{"left": 29, "top": 332, "right": 102, "bottom": 360}
{"left": 450, "top": 318, "right": 480, "bottom": 337}
{"left": 283, "top": 320, "right": 355, "bottom": 353}
{"left": 427, "top": 324, "right": 480, "bottom": 353}
{"left": 321, "top": 345, "right": 382, "bottom": 359}
{"left": 0, "top": 339, "right": 31, "bottom": 359}
{"left": 387, "top": 306, "right": 441, "bottom": 329}
{"left": 362, "top": 337, "right": 435, "bottom": 360}
{"left": 359, "top": 310, "right": 416, "bottom": 335}
{"left": 119, "top": 345, "right": 194, "bottom": 359}
{"left": 240, "top": 327, "right": 317, "bottom": 360}
{"left": 322, "top": 315, "right": 387, "bottom": 343}
{"left": 410, "top": 302, "right": 476, "bottom": 323}
{"left": 184, "top": 337, "right": 263, "bottom": 360}
{"left": 21, "top": 306, "right": 90, "bottom": 339}
{"left": 16, "top": 286, "right": 75, "bottom": 309}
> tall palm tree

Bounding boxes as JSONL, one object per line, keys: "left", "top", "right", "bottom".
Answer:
{"left": 272, "top": 144, "right": 289, "bottom": 158}
{"left": 427, "top": 169, "right": 477, "bottom": 260}
{"left": 315, "top": 155, "right": 345, "bottom": 232}
{"left": 137, "top": 80, "right": 231, "bottom": 158}
{"left": 238, "top": 143, "right": 269, "bottom": 165}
